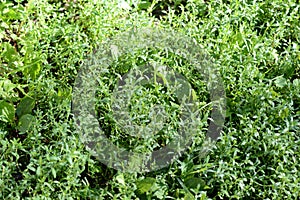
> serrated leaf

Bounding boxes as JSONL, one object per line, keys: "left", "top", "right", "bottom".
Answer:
{"left": 16, "top": 96, "right": 35, "bottom": 117}
{"left": 17, "top": 114, "right": 35, "bottom": 132}
{"left": 0, "top": 100, "right": 15, "bottom": 123}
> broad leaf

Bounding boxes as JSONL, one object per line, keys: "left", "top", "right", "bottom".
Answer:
{"left": 0, "top": 100, "right": 15, "bottom": 123}
{"left": 16, "top": 96, "right": 35, "bottom": 117}
{"left": 17, "top": 114, "right": 35, "bottom": 132}
{"left": 274, "top": 76, "right": 287, "bottom": 88}
{"left": 136, "top": 177, "right": 156, "bottom": 194}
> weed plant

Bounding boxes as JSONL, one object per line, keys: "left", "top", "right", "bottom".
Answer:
{"left": 0, "top": 0, "right": 299, "bottom": 199}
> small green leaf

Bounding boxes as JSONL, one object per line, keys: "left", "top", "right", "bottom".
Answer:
{"left": 138, "top": 1, "right": 152, "bottom": 10}
{"left": 51, "top": 168, "right": 56, "bottom": 179}
{"left": 16, "top": 96, "right": 35, "bottom": 117}
{"left": 0, "top": 100, "right": 15, "bottom": 123}
{"left": 25, "top": 63, "right": 41, "bottom": 80}
{"left": 136, "top": 177, "right": 156, "bottom": 194}
{"left": 274, "top": 76, "right": 287, "bottom": 88}
{"left": 67, "top": 156, "right": 73, "bottom": 165}
{"left": 116, "top": 173, "right": 125, "bottom": 186}
{"left": 23, "top": 59, "right": 41, "bottom": 80}
{"left": 1, "top": 42, "right": 20, "bottom": 64}
{"left": 153, "top": 189, "right": 165, "bottom": 199}
{"left": 293, "top": 79, "right": 299, "bottom": 88}
{"left": 0, "top": 79, "right": 18, "bottom": 100}
{"left": 0, "top": 79, "right": 15, "bottom": 92}
{"left": 17, "top": 114, "right": 35, "bottom": 132}
{"left": 36, "top": 166, "right": 42, "bottom": 176}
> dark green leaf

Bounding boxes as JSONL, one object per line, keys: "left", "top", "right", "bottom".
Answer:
{"left": 16, "top": 96, "right": 35, "bottom": 117}
{"left": 17, "top": 114, "right": 35, "bottom": 132}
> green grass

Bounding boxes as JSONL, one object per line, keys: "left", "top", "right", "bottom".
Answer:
{"left": 0, "top": 0, "right": 299, "bottom": 199}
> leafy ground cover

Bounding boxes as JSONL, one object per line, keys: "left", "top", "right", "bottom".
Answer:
{"left": 0, "top": 0, "right": 299, "bottom": 199}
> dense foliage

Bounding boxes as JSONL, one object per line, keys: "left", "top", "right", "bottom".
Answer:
{"left": 0, "top": 0, "right": 299, "bottom": 199}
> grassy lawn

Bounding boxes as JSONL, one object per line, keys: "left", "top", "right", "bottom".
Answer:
{"left": 0, "top": 0, "right": 299, "bottom": 199}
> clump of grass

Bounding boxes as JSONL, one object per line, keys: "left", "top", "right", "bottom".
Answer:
{"left": 0, "top": 0, "right": 299, "bottom": 199}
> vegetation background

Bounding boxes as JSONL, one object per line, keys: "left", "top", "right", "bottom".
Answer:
{"left": 0, "top": 0, "right": 299, "bottom": 199}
